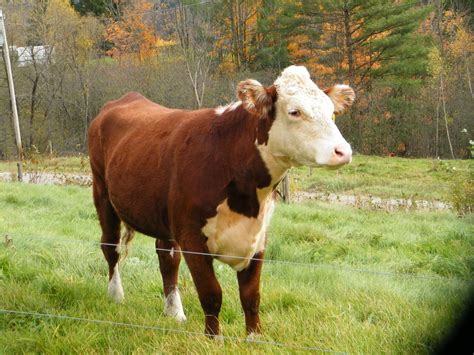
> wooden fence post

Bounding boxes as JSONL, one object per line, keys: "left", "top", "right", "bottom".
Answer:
{"left": 281, "top": 174, "right": 290, "bottom": 203}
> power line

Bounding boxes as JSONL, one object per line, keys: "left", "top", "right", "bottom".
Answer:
{"left": 0, "top": 309, "right": 347, "bottom": 353}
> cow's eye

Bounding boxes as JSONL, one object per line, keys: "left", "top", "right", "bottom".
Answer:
{"left": 288, "top": 109, "right": 301, "bottom": 117}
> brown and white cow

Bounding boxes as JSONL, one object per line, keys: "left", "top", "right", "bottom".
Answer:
{"left": 88, "top": 65, "right": 354, "bottom": 337}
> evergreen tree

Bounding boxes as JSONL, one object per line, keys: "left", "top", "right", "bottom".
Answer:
{"left": 285, "top": 0, "right": 432, "bottom": 153}
{"left": 70, "top": 0, "right": 119, "bottom": 18}
{"left": 287, "top": 0, "right": 431, "bottom": 88}
{"left": 251, "top": 0, "right": 290, "bottom": 70}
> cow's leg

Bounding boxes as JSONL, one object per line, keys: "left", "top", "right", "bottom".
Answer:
{"left": 92, "top": 179, "right": 124, "bottom": 303}
{"left": 181, "top": 240, "right": 222, "bottom": 337}
{"left": 156, "top": 239, "right": 186, "bottom": 322}
{"left": 237, "top": 251, "right": 264, "bottom": 335}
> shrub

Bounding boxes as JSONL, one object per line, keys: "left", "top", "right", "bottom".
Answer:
{"left": 450, "top": 173, "right": 474, "bottom": 216}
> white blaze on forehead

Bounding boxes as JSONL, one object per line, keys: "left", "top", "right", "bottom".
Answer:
{"left": 274, "top": 65, "right": 334, "bottom": 121}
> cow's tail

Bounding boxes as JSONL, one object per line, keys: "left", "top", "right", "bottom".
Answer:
{"left": 120, "top": 224, "right": 135, "bottom": 261}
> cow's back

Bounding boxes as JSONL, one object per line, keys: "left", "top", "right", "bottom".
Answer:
{"left": 89, "top": 92, "right": 173, "bottom": 162}
{"left": 88, "top": 92, "right": 186, "bottom": 238}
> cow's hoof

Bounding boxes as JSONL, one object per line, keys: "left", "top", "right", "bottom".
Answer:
{"left": 246, "top": 332, "right": 263, "bottom": 342}
{"left": 108, "top": 283, "right": 124, "bottom": 303}
{"left": 165, "top": 309, "right": 186, "bottom": 322}
{"left": 108, "top": 266, "right": 124, "bottom": 303}
{"left": 164, "top": 288, "right": 186, "bottom": 322}
{"left": 213, "top": 334, "right": 224, "bottom": 343}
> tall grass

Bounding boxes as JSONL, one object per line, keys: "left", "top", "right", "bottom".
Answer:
{"left": 0, "top": 182, "right": 473, "bottom": 353}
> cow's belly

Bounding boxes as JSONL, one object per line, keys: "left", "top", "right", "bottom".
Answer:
{"left": 202, "top": 194, "right": 275, "bottom": 271}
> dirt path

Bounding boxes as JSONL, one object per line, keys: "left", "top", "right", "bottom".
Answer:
{"left": 0, "top": 171, "right": 451, "bottom": 211}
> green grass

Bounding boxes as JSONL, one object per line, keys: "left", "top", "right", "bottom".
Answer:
{"left": 291, "top": 154, "right": 473, "bottom": 201}
{"left": 0, "top": 182, "right": 473, "bottom": 353}
{"left": 1, "top": 154, "right": 472, "bottom": 201}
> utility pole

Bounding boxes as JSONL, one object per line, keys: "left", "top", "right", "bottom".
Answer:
{"left": 0, "top": 9, "right": 23, "bottom": 181}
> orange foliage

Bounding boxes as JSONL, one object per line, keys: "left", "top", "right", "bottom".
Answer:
{"left": 105, "top": 0, "right": 159, "bottom": 64}
{"left": 287, "top": 15, "right": 341, "bottom": 84}
{"left": 215, "top": 0, "right": 264, "bottom": 71}
{"left": 286, "top": 3, "right": 400, "bottom": 89}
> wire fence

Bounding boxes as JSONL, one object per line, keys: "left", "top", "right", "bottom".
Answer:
{"left": 0, "top": 309, "right": 346, "bottom": 353}
{"left": 2, "top": 233, "right": 473, "bottom": 352}
{"left": 7, "top": 233, "right": 473, "bottom": 284}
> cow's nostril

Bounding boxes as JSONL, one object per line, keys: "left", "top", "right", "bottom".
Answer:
{"left": 333, "top": 145, "right": 352, "bottom": 165}
{"left": 335, "top": 148, "right": 345, "bottom": 157}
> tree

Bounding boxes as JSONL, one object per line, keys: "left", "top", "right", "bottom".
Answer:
{"left": 16, "top": 0, "right": 102, "bottom": 150}
{"left": 208, "top": 0, "right": 261, "bottom": 70}
{"left": 104, "top": 0, "right": 157, "bottom": 64}
{"left": 285, "top": 0, "right": 432, "bottom": 153}
{"left": 427, "top": 2, "right": 474, "bottom": 158}
{"left": 168, "top": 0, "right": 217, "bottom": 108}
{"left": 69, "top": 0, "right": 125, "bottom": 18}
{"left": 251, "top": 0, "right": 290, "bottom": 70}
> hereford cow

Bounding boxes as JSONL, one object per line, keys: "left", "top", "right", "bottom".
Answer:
{"left": 88, "top": 65, "right": 354, "bottom": 337}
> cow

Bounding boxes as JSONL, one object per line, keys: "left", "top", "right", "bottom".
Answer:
{"left": 88, "top": 65, "right": 354, "bottom": 337}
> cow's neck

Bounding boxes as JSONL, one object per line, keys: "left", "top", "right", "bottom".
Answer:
{"left": 218, "top": 104, "right": 290, "bottom": 192}
{"left": 257, "top": 144, "right": 291, "bottom": 188}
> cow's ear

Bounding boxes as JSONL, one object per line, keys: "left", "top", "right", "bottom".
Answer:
{"left": 237, "top": 80, "right": 276, "bottom": 116}
{"left": 324, "top": 84, "right": 355, "bottom": 115}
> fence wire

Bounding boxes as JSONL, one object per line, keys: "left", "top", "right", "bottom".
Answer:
{"left": 2, "top": 233, "right": 472, "bottom": 352}
{"left": 9, "top": 234, "right": 473, "bottom": 284}
{"left": 0, "top": 309, "right": 346, "bottom": 353}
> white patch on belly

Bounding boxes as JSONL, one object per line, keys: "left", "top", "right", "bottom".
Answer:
{"left": 202, "top": 191, "right": 275, "bottom": 271}
{"left": 108, "top": 265, "right": 124, "bottom": 303}
{"left": 164, "top": 287, "right": 186, "bottom": 322}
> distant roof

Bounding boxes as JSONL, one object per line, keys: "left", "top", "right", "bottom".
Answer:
{"left": 14, "top": 45, "right": 52, "bottom": 67}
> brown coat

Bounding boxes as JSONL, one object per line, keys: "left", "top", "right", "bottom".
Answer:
{"left": 88, "top": 66, "right": 354, "bottom": 337}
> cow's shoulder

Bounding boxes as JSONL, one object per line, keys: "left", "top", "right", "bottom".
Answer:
{"left": 96, "top": 93, "right": 173, "bottom": 129}
{"left": 102, "top": 91, "right": 148, "bottom": 110}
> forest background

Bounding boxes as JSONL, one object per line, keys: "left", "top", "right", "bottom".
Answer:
{"left": 0, "top": 0, "right": 472, "bottom": 160}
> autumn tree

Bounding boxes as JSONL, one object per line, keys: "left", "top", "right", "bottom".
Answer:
{"left": 207, "top": 0, "right": 260, "bottom": 70}
{"left": 105, "top": 0, "right": 157, "bottom": 64}
{"left": 0, "top": 0, "right": 471, "bottom": 159}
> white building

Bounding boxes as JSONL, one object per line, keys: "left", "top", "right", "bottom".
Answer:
{"left": 14, "top": 45, "right": 52, "bottom": 67}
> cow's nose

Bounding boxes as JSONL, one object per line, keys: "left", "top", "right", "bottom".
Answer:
{"left": 334, "top": 145, "right": 352, "bottom": 165}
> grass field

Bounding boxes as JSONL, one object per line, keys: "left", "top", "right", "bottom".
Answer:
{"left": 0, "top": 154, "right": 472, "bottom": 201}
{"left": 1, "top": 182, "right": 473, "bottom": 353}
{"left": 290, "top": 155, "right": 473, "bottom": 201}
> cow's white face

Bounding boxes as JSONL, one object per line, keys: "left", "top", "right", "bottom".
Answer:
{"left": 271, "top": 66, "right": 353, "bottom": 167}
{"left": 237, "top": 66, "right": 354, "bottom": 170}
